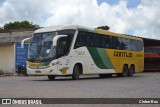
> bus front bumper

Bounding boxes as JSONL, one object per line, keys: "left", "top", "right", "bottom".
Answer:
{"left": 27, "top": 66, "right": 61, "bottom": 76}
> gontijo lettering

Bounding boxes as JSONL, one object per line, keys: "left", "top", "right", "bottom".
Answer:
{"left": 114, "top": 51, "right": 133, "bottom": 57}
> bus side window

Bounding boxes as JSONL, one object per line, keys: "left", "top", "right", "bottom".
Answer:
{"left": 94, "top": 34, "right": 99, "bottom": 47}
{"left": 74, "top": 33, "right": 81, "bottom": 48}
{"left": 110, "top": 36, "right": 119, "bottom": 49}
{"left": 57, "top": 37, "right": 68, "bottom": 57}
{"left": 130, "top": 40, "right": 138, "bottom": 51}
{"left": 106, "top": 35, "right": 111, "bottom": 48}
{"left": 100, "top": 35, "right": 110, "bottom": 48}
{"left": 118, "top": 37, "right": 124, "bottom": 50}
{"left": 86, "top": 34, "right": 90, "bottom": 47}
{"left": 101, "top": 36, "right": 106, "bottom": 48}
{"left": 81, "top": 34, "right": 87, "bottom": 46}
{"left": 137, "top": 41, "right": 143, "bottom": 51}
{"left": 74, "top": 31, "right": 87, "bottom": 48}
{"left": 89, "top": 33, "right": 94, "bottom": 47}
{"left": 123, "top": 38, "right": 131, "bottom": 50}
{"left": 98, "top": 35, "right": 103, "bottom": 48}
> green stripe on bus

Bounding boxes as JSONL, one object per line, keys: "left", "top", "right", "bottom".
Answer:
{"left": 97, "top": 48, "right": 114, "bottom": 69}
{"left": 87, "top": 47, "right": 106, "bottom": 69}
{"left": 87, "top": 47, "right": 114, "bottom": 69}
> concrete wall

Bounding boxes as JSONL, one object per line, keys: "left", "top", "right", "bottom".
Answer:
{"left": 0, "top": 30, "right": 34, "bottom": 44}
{"left": 0, "top": 29, "right": 35, "bottom": 75}
{"left": 0, "top": 44, "right": 15, "bottom": 75}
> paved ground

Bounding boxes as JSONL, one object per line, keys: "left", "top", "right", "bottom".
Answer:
{"left": 0, "top": 72, "right": 160, "bottom": 107}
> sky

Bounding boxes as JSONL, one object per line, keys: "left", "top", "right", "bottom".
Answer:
{"left": 0, "top": 0, "right": 160, "bottom": 39}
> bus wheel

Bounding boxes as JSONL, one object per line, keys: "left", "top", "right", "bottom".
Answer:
{"left": 48, "top": 75, "right": 55, "bottom": 80}
{"left": 99, "top": 74, "right": 105, "bottom": 78}
{"left": 122, "top": 65, "right": 128, "bottom": 77}
{"left": 72, "top": 65, "right": 80, "bottom": 80}
{"left": 128, "top": 65, "right": 134, "bottom": 77}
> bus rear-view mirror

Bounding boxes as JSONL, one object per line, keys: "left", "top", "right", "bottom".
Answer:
{"left": 53, "top": 35, "right": 68, "bottom": 47}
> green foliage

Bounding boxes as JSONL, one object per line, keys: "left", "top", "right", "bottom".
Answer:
{"left": 0, "top": 27, "right": 3, "bottom": 30}
{"left": 2, "top": 20, "right": 39, "bottom": 30}
{"left": 97, "top": 25, "right": 110, "bottom": 30}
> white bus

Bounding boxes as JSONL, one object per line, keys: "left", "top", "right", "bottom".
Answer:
{"left": 22, "top": 25, "right": 144, "bottom": 80}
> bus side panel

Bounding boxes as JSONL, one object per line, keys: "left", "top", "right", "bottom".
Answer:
{"left": 70, "top": 47, "right": 92, "bottom": 74}
{"left": 70, "top": 47, "right": 116, "bottom": 74}
{"left": 105, "top": 49, "right": 144, "bottom": 73}
{"left": 86, "top": 47, "right": 115, "bottom": 74}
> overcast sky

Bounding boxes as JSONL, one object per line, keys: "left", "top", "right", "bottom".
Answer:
{"left": 0, "top": 0, "right": 160, "bottom": 39}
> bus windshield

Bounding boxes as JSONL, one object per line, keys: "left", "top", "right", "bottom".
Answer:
{"left": 29, "top": 32, "right": 57, "bottom": 61}
{"left": 28, "top": 30, "right": 75, "bottom": 61}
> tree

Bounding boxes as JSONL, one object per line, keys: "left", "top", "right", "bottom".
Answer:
{"left": 97, "top": 25, "right": 110, "bottom": 30}
{"left": 2, "top": 20, "right": 39, "bottom": 30}
{"left": 0, "top": 26, "right": 3, "bottom": 30}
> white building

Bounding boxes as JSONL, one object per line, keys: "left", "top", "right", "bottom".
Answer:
{"left": 0, "top": 29, "right": 36, "bottom": 75}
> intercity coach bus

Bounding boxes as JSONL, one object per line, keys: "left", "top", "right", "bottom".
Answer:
{"left": 21, "top": 25, "right": 144, "bottom": 80}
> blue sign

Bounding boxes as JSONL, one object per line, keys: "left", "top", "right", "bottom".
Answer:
{"left": 15, "top": 43, "right": 29, "bottom": 73}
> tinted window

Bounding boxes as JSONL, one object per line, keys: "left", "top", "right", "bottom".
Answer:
{"left": 94, "top": 34, "right": 99, "bottom": 47}
{"left": 58, "top": 30, "right": 75, "bottom": 53}
{"left": 110, "top": 36, "right": 120, "bottom": 49}
{"left": 59, "top": 30, "right": 75, "bottom": 47}
{"left": 74, "top": 31, "right": 99, "bottom": 48}
{"left": 89, "top": 33, "right": 94, "bottom": 47}
{"left": 101, "top": 36, "right": 106, "bottom": 48}
{"left": 74, "top": 30, "right": 143, "bottom": 51}
{"left": 74, "top": 31, "right": 87, "bottom": 48}
{"left": 145, "top": 47, "right": 160, "bottom": 54}
{"left": 123, "top": 38, "right": 131, "bottom": 50}
{"left": 130, "top": 40, "right": 138, "bottom": 51}
{"left": 101, "top": 35, "right": 110, "bottom": 48}
{"left": 57, "top": 37, "right": 68, "bottom": 57}
{"left": 137, "top": 41, "right": 143, "bottom": 51}
{"left": 98, "top": 35, "right": 103, "bottom": 48}
{"left": 118, "top": 37, "right": 124, "bottom": 50}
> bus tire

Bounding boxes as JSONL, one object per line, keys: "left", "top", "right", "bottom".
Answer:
{"left": 122, "top": 65, "right": 128, "bottom": 77}
{"left": 72, "top": 65, "right": 80, "bottom": 80}
{"left": 48, "top": 75, "right": 55, "bottom": 80}
{"left": 128, "top": 65, "right": 134, "bottom": 77}
{"left": 99, "top": 74, "right": 105, "bottom": 78}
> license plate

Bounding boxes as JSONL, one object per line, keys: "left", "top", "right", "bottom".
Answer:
{"left": 35, "top": 71, "right": 41, "bottom": 73}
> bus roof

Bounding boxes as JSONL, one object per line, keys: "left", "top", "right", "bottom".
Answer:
{"left": 94, "top": 28, "right": 143, "bottom": 41}
{"left": 34, "top": 25, "right": 94, "bottom": 33}
{"left": 34, "top": 25, "right": 142, "bottom": 41}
